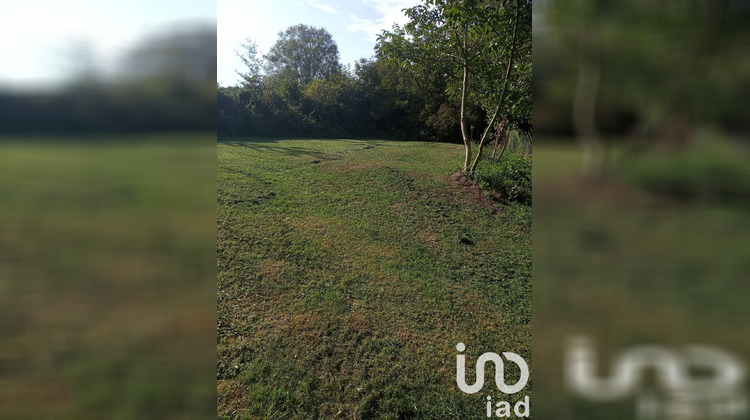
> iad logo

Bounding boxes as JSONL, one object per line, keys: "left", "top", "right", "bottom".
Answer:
{"left": 565, "top": 336, "right": 747, "bottom": 419}
{"left": 456, "top": 342, "right": 530, "bottom": 417}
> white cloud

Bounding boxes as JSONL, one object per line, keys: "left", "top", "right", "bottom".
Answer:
{"left": 348, "top": 0, "right": 420, "bottom": 42}
{"left": 363, "top": 0, "right": 418, "bottom": 26}
{"left": 347, "top": 16, "right": 385, "bottom": 42}
{"left": 310, "top": 2, "right": 339, "bottom": 15}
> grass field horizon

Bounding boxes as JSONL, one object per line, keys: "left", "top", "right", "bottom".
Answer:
{"left": 217, "top": 138, "right": 532, "bottom": 418}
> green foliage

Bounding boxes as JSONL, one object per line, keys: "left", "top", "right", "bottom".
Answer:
{"left": 535, "top": 0, "right": 750, "bottom": 137}
{"left": 622, "top": 143, "right": 750, "bottom": 205}
{"left": 235, "top": 37, "right": 262, "bottom": 87}
{"left": 264, "top": 24, "right": 341, "bottom": 86}
{"left": 222, "top": 7, "right": 533, "bottom": 145}
{"left": 474, "top": 152, "right": 532, "bottom": 204}
{"left": 218, "top": 57, "right": 463, "bottom": 141}
{"left": 377, "top": 0, "right": 532, "bottom": 170}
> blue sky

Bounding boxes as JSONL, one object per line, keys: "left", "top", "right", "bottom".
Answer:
{"left": 0, "top": 0, "right": 215, "bottom": 90}
{"left": 218, "top": 0, "right": 421, "bottom": 86}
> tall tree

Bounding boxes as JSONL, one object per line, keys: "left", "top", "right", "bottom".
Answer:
{"left": 264, "top": 24, "right": 341, "bottom": 86}
{"left": 539, "top": 0, "right": 732, "bottom": 175}
{"left": 468, "top": 0, "right": 532, "bottom": 173}
{"left": 235, "top": 37, "right": 262, "bottom": 87}
{"left": 378, "top": 0, "right": 531, "bottom": 174}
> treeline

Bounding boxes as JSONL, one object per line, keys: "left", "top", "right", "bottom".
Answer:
{"left": 0, "top": 26, "right": 216, "bottom": 135}
{"left": 534, "top": 0, "right": 750, "bottom": 140}
{"left": 218, "top": 57, "right": 478, "bottom": 142}
{"left": 0, "top": 84, "right": 215, "bottom": 135}
{"left": 218, "top": 18, "right": 531, "bottom": 144}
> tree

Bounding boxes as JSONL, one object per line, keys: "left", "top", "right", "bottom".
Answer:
{"left": 235, "top": 37, "right": 262, "bottom": 87}
{"left": 119, "top": 25, "right": 217, "bottom": 86}
{"left": 264, "top": 24, "right": 341, "bottom": 86}
{"left": 222, "top": 24, "right": 484, "bottom": 140}
{"left": 537, "top": 0, "right": 733, "bottom": 175}
{"left": 468, "top": 0, "right": 531, "bottom": 173}
{"left": 378, "top": 0, "right": 531, "bottom": 174}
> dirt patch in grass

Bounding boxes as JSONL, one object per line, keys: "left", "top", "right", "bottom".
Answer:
{"left": 258, "top": 259, "right": 289, "bottom": 280}
{"left": 345, "top": 311, "right": 375, "bottom": 336}
{"left": 217, "top": 380, "right": 250, "bottom": 417}
{"left": 446, "top": 171, "right": 499, "bottom": 212}
{"left": 417, "top": 229, "right": 441, "bottom": 249}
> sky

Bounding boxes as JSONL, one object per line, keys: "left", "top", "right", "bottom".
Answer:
{"left": 0, "top": 0, "right": 419, "bottom": 90}
{"left": 0, "top": 0, "right": 216, "bottom": 91}
{"left": 218, "top": 0, "right": 421, "bottom": 86}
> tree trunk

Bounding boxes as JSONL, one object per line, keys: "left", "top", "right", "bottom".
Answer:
{"left": 460, "top": 59, "right": 472, "bottom": 173}
{"left": 573, "top": 29, "right": 605, "bottom": 177}
{"left": 496, "top": 132, "right": 510, "bottom": 162}
{"left": 468, "top": 0, "right": 521, "bottom": 174}
{"left": 490, "top": 121, "right": 503, "bottom": 160}
{"left": 491, "top": 117, "right": 509, "bottom": 161}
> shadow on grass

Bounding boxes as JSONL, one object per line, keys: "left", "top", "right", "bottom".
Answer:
{"left": 219, "top": 138, "right": 381, "bottom": 162}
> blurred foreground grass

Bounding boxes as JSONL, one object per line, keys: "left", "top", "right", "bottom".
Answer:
{"left": 0, "top": 135, "right": 216, "bottom": 419}
{"left": 533, "top": 137, "right": 750, "bottom": 418}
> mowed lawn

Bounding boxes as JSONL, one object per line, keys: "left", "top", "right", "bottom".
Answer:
{"left": 0, "top": 136, "right": 217, "bottom": 418}
{"left": 217, "top": 139, "right": 532, "bottom": 419}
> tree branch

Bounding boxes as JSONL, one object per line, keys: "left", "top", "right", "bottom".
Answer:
{"left": 469, "top": 0, "right": 522, "bottom": 174}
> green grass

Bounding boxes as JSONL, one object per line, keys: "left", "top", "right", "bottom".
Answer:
{"left": 0, "top": 135, "right": 217, "bottom": 419}
{"left": 217, "top": 139, "right": 532, "bottom": 419}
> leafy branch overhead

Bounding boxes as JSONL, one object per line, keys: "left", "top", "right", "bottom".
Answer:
{"left": 377, "top": 0, "right": 532, "bottom": 173}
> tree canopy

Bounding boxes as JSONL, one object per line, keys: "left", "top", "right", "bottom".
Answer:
{"left": 219, "top": 8, "right": 532, "bottom": 160}
{"left": 378, "top": 0, "right": 532, "bottom": 173}
{"left": 264, "top": 24, "right": 341, "bottom": 86}
{"left": 534, "top": 0, "right": 750, "bottom": 173}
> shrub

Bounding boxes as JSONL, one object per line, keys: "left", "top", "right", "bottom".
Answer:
{"left": 474, "top": 153, "right": 532, "bottom": 205}
{"left": 622, "top": 145, "right": 750, "bottom": 205}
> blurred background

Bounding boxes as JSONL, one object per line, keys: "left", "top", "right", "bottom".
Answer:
{"left": 534, "top": 0, "right": 750, "bottom": 418}
{"left": 0, "top": 1, "right": 217, "bottom": 418}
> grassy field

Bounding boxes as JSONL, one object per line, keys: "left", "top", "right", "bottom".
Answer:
{"left": 532, "top": 142, "right": 750, "bottom": 418}
{"left": 217, "top": 139, "right": 532, "bottom": 418}
{"left": 0, "top": 136, "right": 216, "bottom": 419}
